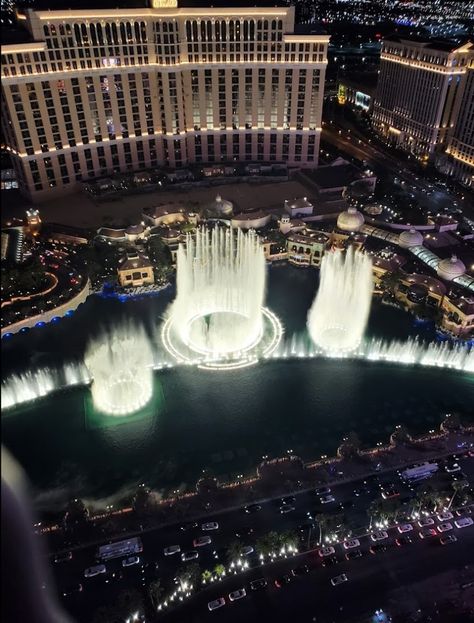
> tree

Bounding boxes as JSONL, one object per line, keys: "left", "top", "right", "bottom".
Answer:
{"left": 314, "top": 513, "right": 329, "bottom": 545}
{"left": 226, "top": 540, "right": 245, "bottom": 564}
{"left": 213, "top": 564, "right": 226, "bottom": 579}
{"left": 64, "top": 498, "right": 89, "bottom": 528}
{"left": 148, "top": 579, "right": 164, "bottom": 610}
{"left": 132, "top": 485, "right": 153, "bottom": 516}
{"left": 278, "top": 530, "right": 298, "bottom": 552}
{"left": 337, "top": 431, "right": 361, "bottom": 458}
{"left": 175, "top": 563, "right": 200, "bottom": 590}
{"left": 256, "top": 531, "right": 280, "bottom": 558}
{"left": 448, "top": 481, "right": 469, "bottom": 510}
{"left": 201, "top": 569, "right": 213, "bottom": 584}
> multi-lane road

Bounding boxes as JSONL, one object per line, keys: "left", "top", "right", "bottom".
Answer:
{"left": 53, "top": 452, "right": 474, "bottom": 622}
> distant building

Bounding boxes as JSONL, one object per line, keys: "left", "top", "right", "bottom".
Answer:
{"left": 231, "top": 211, "right": 270, "bottom": 230}
{"left": 284, "top": 197, "right": 313, "bottom": 218}
{"left": 337, "top": 73, "right": 377, "bottom": 112}
{"left": 143, "top": 204, "right": 188, "bottom": 227}
{"left": 286, "top": 229, "right": 330, "bottom": 267}
{"left": 117, "top": 252, "right": 154, "bottom": 287}
{"left": 372, "top": 36, "right": 474, "bottom": 160}
{"left": 395, "top": 273, "right": 446, "bottom": 309}
{"left": 440, "top": 57, "right": 474, "bottom": 187}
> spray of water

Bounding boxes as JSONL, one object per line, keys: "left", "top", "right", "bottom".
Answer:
{"left": 84, "top": 322, "right": 154, "bottom": 416}
{"left": 307, "top": 247, "right": 373, "bottom": 353}
{"left": 169, "top": 227, "right": 266, "bottom": 358}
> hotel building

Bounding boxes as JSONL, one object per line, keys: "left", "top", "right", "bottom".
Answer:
{"left": 372, "top": 35, "right": 474, "bottom": 161}
{"left": 442, "top": 56, "right": 474, "bottom": 187}
{"left": 1, "top": 0, "right": 328, "bottom": 201}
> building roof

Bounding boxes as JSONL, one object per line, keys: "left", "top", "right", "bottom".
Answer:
{"left": 1, "top": 25, "right": 33, "bottom": 45}
{"left": 437, "top": 255, "right": 466, "bottom": 281}
{"left": 143, "top": 203, "right": 187, "bottom": 219}
{"left": 337, "top": 207, "right": 364, "bottom": 232}
{"left": 399, "top": 228, "right": 424, "bottom": 249}
{"left": 118, "top": 252, "right": 152, "bottom": 271}
{"left": 402, "top": 273, "right": 447, "bottom": 296}
{"left": 449, "top": 297, "right": 474, "bottom": 316}
{"left": 97, "top": 227, "right": 126, "bottom": 239}
{"left": 383, "top": 34, "right": 471, "bottom": 53}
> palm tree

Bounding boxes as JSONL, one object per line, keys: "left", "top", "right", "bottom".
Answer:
{"left": 226, "top": 540, "right": 244, "bottom": 564}
{"left": 314, "top": 513, "right": 328, "bottom": 545}
{"left": 201, "top": 569, "right": 213, "bottom": 585}
{"left": 148, "top": 580, "right": 164, "bottom": 611}
{"left": 278, "top": 530, "right": 298, "bottom": 552}
{"left": 213, "top": 564, "right": 226, "bottom": 579}
{"left": 256, "top": 531, "right": 280, "bottom": 558}
{"left": 448, "top": 481, "right": 469, "bottom": 510}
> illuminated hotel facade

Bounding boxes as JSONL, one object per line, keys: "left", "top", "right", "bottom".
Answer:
{"left": 1, "top": 1, "right": 328, "bottom": 201}
{"left": 442, "top": 57, "right": 474, "bottom": 187}
{"left": 372, "top": 36, "right": 474, "bottom": 163}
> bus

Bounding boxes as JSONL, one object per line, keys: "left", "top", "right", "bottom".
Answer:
{"left": 97, "top": 537, "right": 143, "bottom": 562}
{"left": 400, "top": 462, "right": 438, "bottom": 483}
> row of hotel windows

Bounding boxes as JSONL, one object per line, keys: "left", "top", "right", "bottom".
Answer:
{"left": 382, "top": 45, "right": 470, "bottom": 67}
{"left": 25, "top": 133, "right": 318, "bottom": 191}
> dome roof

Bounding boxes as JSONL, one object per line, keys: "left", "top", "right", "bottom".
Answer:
{"left": 436, "top": 255, "right": 466, "bottom": 281}
{"left": 398, "top": 228, "right": 423, "bottom": 248}
{"left": 207, "top": 194, "right": 233, "bottom": 217}
{"left": 336, "top": 207, "right": 364, "bottom": 232}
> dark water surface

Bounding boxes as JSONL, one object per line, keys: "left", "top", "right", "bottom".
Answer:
{"left": 2, "top": 266, "right": 473, "bottom": 509}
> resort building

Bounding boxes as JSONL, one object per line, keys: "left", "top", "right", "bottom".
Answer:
{"left": 117, "top": 251, "right": 154, "bottom": 287}
{"left": 395, "top": 273, "right": 446, "bottom": 310}
{"left": 1, "top": 0, "right": 328, "bottom": 201}
{"left": 286, "top": 229, "right": 330, "bottom": 267}
{"left": 441, "top": 295, "right": 474, "bottom": 337}
{"left": 440, "top": 56, "right": 474, "bottom": 187}
{"left": 372, "top": 36, "right": 474, "bottom": 160}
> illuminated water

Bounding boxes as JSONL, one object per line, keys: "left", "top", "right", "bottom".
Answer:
{"left": 1, "top": 265, "right": 473, "bottom": 510}
{"left": 307, "top": 247, "right": 373, "bottom": 353}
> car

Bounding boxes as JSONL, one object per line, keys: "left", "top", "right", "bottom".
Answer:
{"left": 319, "top": 495, "right": 336, "bottom": 504}
{"left": 241, "top": 546, "right": 254, "bottom": 556}
{"left": 245, "top": 504, "right": 262, "bottom": 513}
{"left": 202, "top": 522, "right": 219, "bottom": 531}
{"left": 164, "top": 545, "right": 181, "bottom": 556}
{"left": 419, "top": 528, "right": 437, "bottom": 539}
{"left": 381, "top": 486, "right": 400, "bottom": 499}
{"left": 454, "top": 517, "right": 473, "bottom": 529}
{"left": 316, "top": 487, "right": 331, "bottom": 495}
{"left": 250, "top": 578, "right": 267, "bottom": 591}
{"left": 208, "top": 597, "right": 226, "bottom": 611}
{"left": 330, "top": 574, "right": 348, "bottom": 586}
{"left": 370, "top": 544, "right": 387, "bottom": 554}
{"left": 440, "top": 535, "right": 457, "bottom": 546}
{"left": 418, "top": 517, "right": 435, "bottom": 527}
{"left": 292, "top": 564, "right": 310, "bottom": 576}
{"left": 345, "top": 549, "right": 362, "bottom": 560}
{"left": 235, "top": 527, "right": 254, "bottom": 538}
{"left": 445, "top": 462, "right": 461, "bottom": 473}
{"left": 437, "top": 522, "right": 453, "bottom": 533}
{"left": 62, "top": 583, "right": 83, "bottom": 597}
{"left": 122, "top": 556, "right": 140, "bottom": 567}
{"left": 274, "top": 575, "right": 293, "bottom": 588}
{"left": 54, "top": 551, "right": 73, "bottom": 564}
{"left": 370, "top": 531, "right": 388, "bottom": 542}
{"left": 343, "top": 539, "right": 360, "bottom": 550}
{"left": 181, "top": 550, "right": 199, "bottom": 561}
{"left": 397, "top": 523, "right": 413, "bottom": 533}
{"left": 193, "top": 536, "right": 212, "bottom": 547}
{"left": 180, "top": 522, "right": 198, "bottom": 531}
{"left": 451, "top": 472, "right": 468, "bottom": 481}
{"left": 229, "top": 588, "right": 246, "bottom": 602}
{"left": 280, "top": 505, "right": 295, "bottom": 514}
{"left": 437, "top": 511, "right": 453, "bottom": 522}
{"left": 395, "top": 536, "right": 413, "bottom": 546}
{"left": 321, "top": 554, "right": 339, "bottom": 567}
{"left": 84, "top": 564, "right": 106, "bottom": 578}
{"left": 318, "top": 546, "right": 335, "bottom": 557}
{"left": 281, "top": 496, "right": 296, "bottom": 505}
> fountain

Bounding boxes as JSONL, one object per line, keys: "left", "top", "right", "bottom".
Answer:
{"left": 162, "top": 226, "right": 282, "bottom": 369}
{"left": 85, "top": 322, "right": 154, "bottom": 416}
{"left": 307, "top": 247, "right": 373, "bottom": 354}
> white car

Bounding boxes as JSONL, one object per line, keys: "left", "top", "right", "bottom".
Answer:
{"left": 202, "top": 522, "right": 219, "bottom": 531}
{"left": 318, "top": 546, "right": 335, "bottom": 557}
{"left": 193, "top": 536, "right": 212, "bottom": 547}
{"left": 343, "top": 539, "right": 360, "bottom": 550}
{"left": 330, "top": 573, "right": 348, "bottom": 586}
{"left": 241, "top": 545, "right": 254, "bottom": 556}
{"left": 437, "top": 511, "right": 453, "bottom": 522}
{"left": 208, "top": 597, "right": 225, "bottom": 611}
{"left": 280, "top": 505, "right": 295, "bottom": 514}
{"left": 320, "top": 495, "right": 336, "bottom": 504}
{"left": 418, "top": 517, "right": 435, "bottom": 528}
{"left": 437, "top": 522, "right": 453, "bottom": 533}
{"left": 397, "top": 524, "right": 413, "bottom": 533}
{"left": 164, "top": 545, "right": 181, "bottom": 556}
{"left": 122, "top": 556, "right": 140, "bottom": 567}
{"left": 454, "top": 517, "right": 473, "bottom": 529}
{"left": 229, "top": 588, "right": 246, "bottom": 601}
{"left": 370, "top": 531, "right": 388, "bottom": 542}
{"left": 181, "top": 550, "right": 199, "bottom": 561}
{"left": 445, "top": 463, "right": 461, "bottom": 473}
{"left": 84, "top": 564, "right": 106, "bottom": 578}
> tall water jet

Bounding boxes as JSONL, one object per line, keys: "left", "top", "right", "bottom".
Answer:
{"left": 85, "top": 322, "right": 154, "bottom": 416}
{"left": 307, "top": 247, "right": 373, "bottom": 353}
